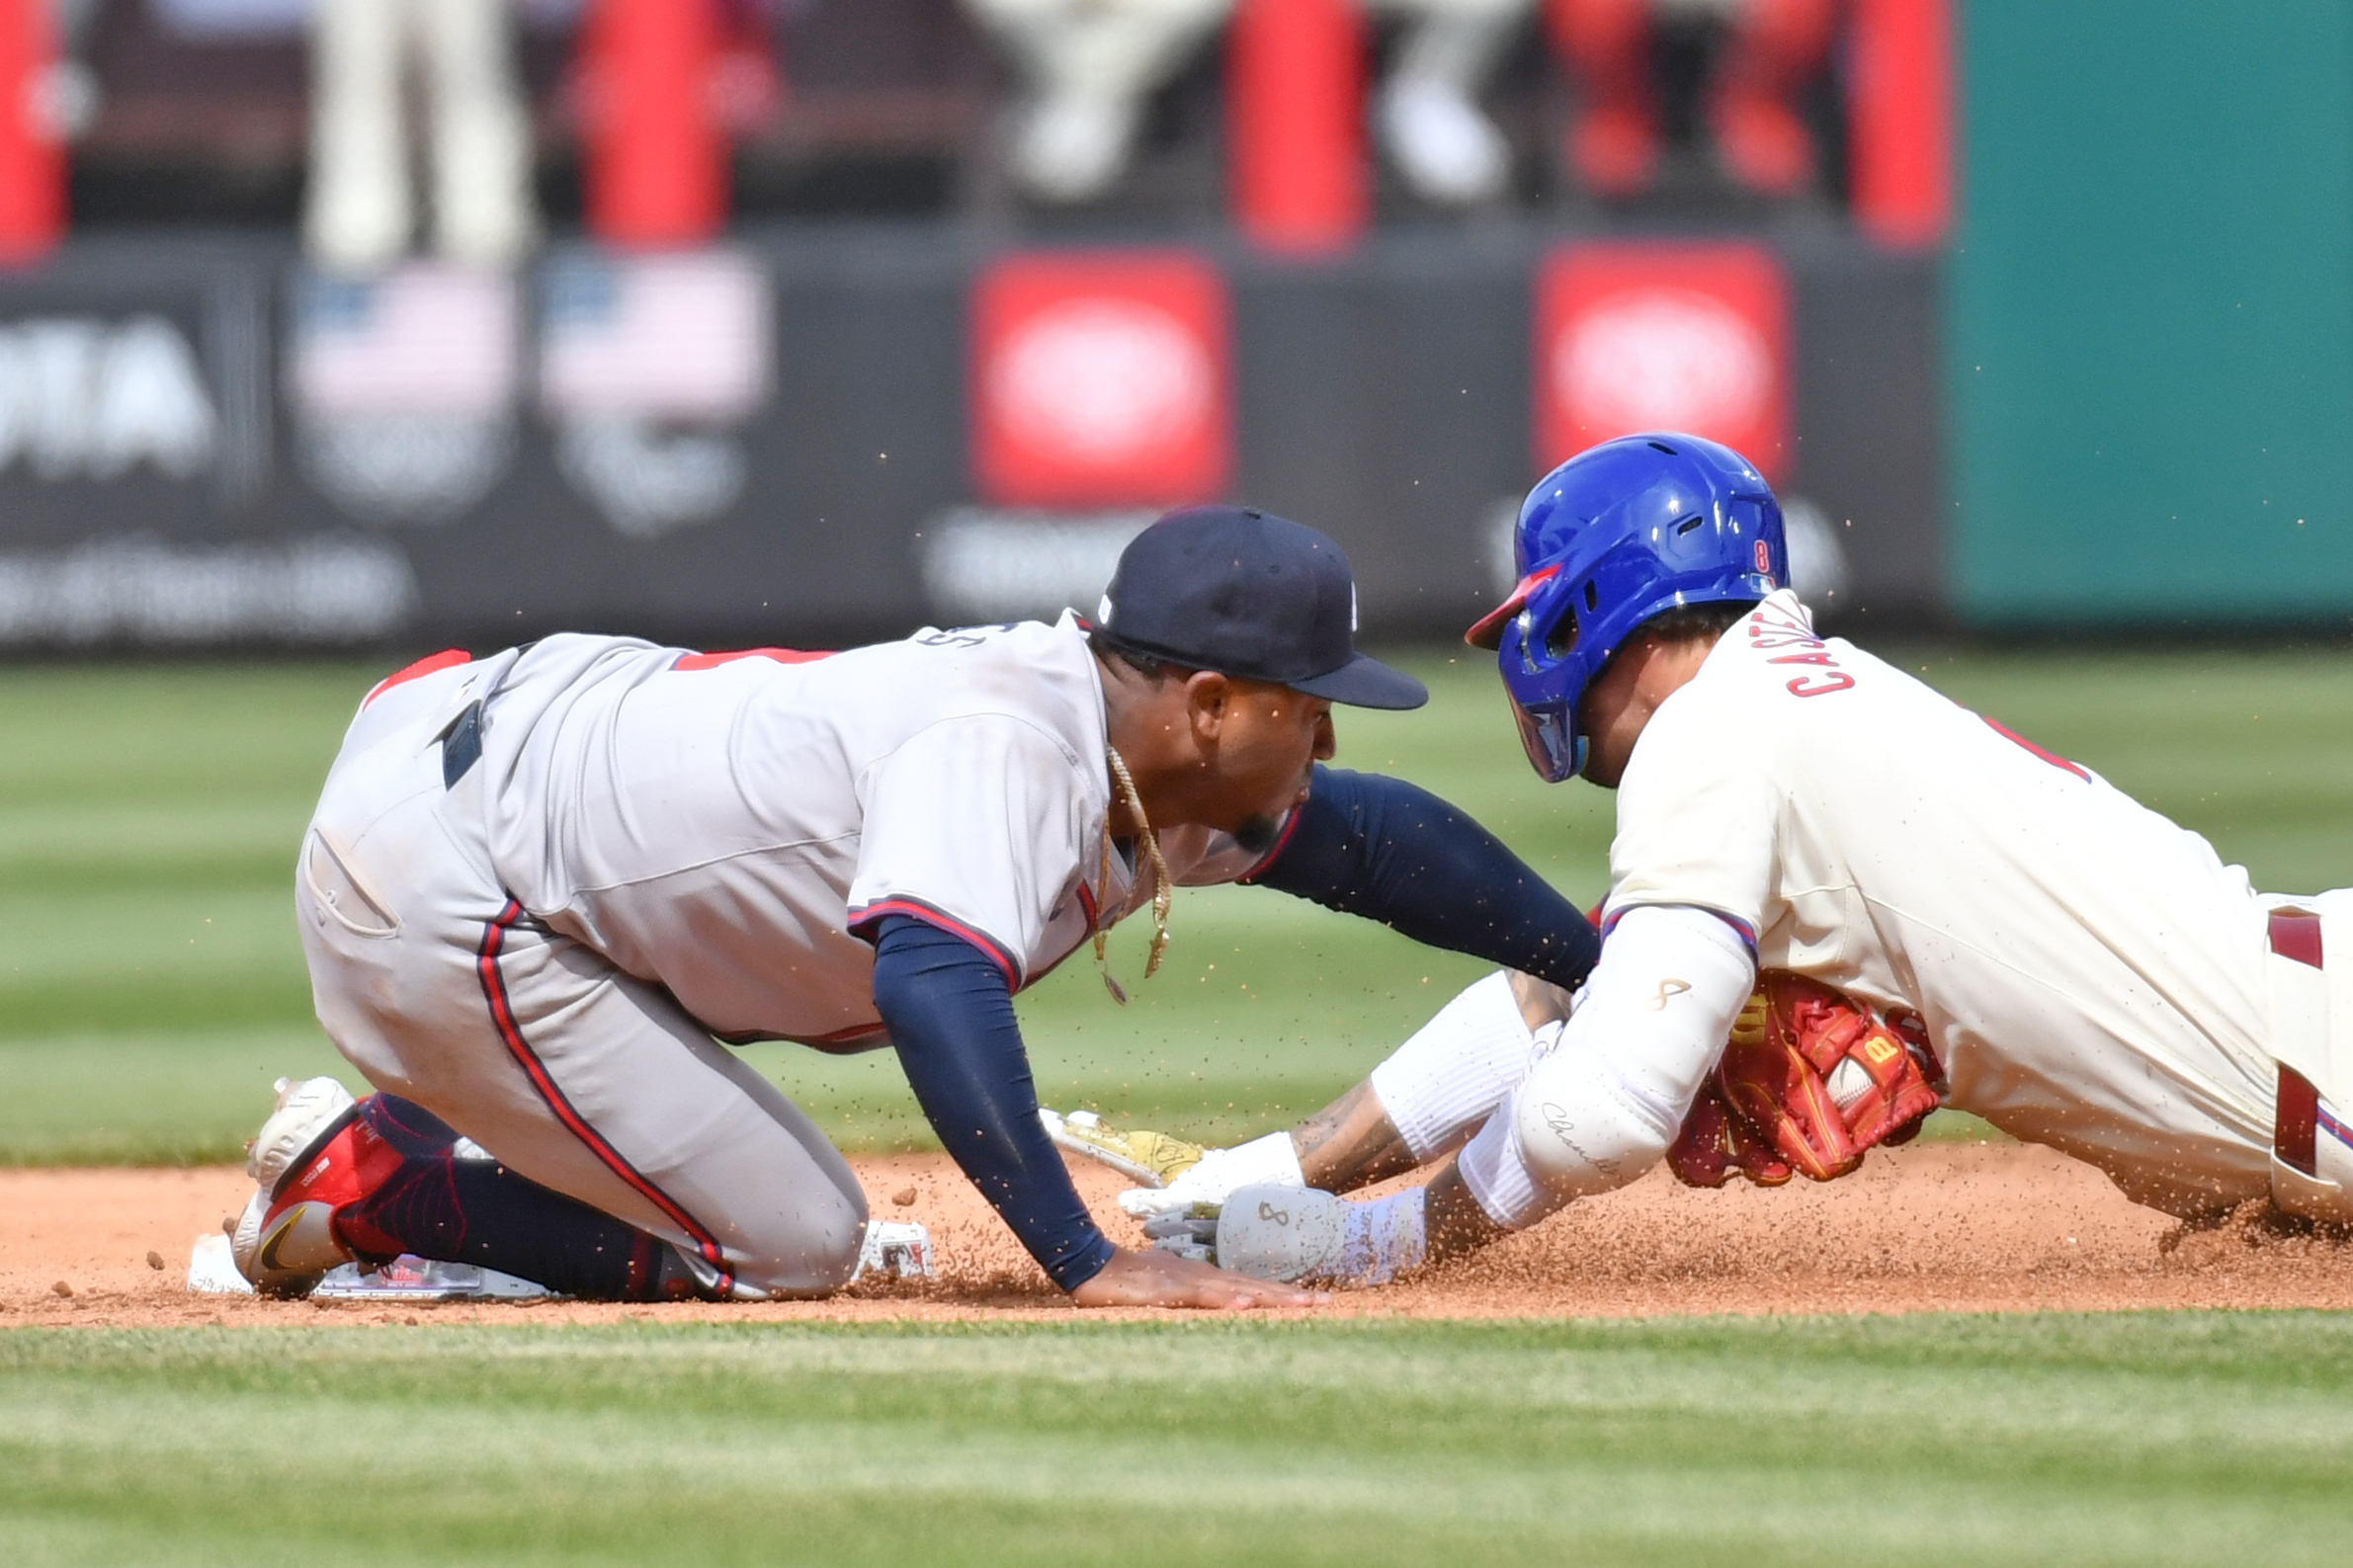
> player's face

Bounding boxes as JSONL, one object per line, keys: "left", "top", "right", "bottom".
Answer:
{"left": 1574, "top": 661, "right": 1646, "bottom": 788}
{"left": 1574, "top": 631, "right": 1714, "bottom": 788}
{"left": 1198, "top": 677, "right": 1334, "bottom": 844}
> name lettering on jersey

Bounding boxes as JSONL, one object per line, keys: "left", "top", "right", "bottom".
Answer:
{"left": 1651, "top": 978, "right": 1691, "bottom": 1010}
{"left": 1746, "top": 608, "right": 1856, "bottom": 698}
{"left": 912, "top": 624, "right": 1022, "bottom": 651}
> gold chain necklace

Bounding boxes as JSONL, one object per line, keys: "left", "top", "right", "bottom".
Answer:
{"left": 1094, "top": 745, "right": 1172, "bottom": 1006}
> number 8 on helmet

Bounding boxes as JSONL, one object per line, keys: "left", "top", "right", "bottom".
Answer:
{"left": 1466, "top": 432, "right": 1791, "bottom": 782}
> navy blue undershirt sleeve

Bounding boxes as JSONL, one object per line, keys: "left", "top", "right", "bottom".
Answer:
{"left": 869, "top": 914, "right": 1117, "bottom": 1291}
{"left": 1247, "top": 764, "right": 1600, "bottom": 993}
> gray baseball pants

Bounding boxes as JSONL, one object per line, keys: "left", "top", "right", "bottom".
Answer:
{"left": 294, "top": 659, "right": 868, "bottom": 1298}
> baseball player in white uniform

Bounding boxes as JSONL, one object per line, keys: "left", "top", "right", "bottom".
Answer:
{"left": 232, "top": 506, "right": 1602, "bottom": 1307}
{"left": 1063, "top": 437, "right": 2353, "bottom": 1286}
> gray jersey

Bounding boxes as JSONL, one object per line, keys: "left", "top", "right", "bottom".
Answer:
{"left": 465, "top": 616, "right": 1263, "bottom": 1049}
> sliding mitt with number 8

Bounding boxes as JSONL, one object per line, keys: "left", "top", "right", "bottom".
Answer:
{"left": 1667, "top": 971, "right": 1945, "bottom": 1189}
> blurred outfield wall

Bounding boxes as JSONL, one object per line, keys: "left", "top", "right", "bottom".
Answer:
{"left": 1950, "top": 3, "right": 2353, "bottom": 628}
{"left": 4, "top": 6, "right": 2349, "bottom": 650}
{"left": 0, "top": 227, "right": 1937, "bottom": 651}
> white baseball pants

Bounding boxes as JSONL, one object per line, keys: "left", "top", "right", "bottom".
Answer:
{"left": 305, "top": 0, "right": 537, "bottom": 273}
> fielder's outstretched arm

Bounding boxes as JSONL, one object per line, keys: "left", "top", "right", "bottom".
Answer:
{"left": 869, "top": 915, "right": 1317, "bottom": 1309}
{"left": 1248, "top": 765, "right": 1600, "bottom": 994}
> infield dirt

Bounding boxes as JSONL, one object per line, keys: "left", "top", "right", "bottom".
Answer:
{"left": 6, "top": 1141, "right": 2350, "bottom": 1328}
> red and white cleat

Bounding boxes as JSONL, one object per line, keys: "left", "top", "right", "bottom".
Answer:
{"left": 229, "top": 1076, "right": 395, "bottom": 1297}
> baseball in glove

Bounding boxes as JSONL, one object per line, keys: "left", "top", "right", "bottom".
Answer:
{"left": 1667, "top": 972, "right": 1944, "bottom": 1189}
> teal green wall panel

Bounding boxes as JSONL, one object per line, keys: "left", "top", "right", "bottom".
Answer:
{"left": 1950, "top": 3, "right": 2353, "bottom": 623}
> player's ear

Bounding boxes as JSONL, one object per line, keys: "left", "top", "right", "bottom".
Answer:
{"left": 1182, "top": 669, "right": 1231, "bottom": 748}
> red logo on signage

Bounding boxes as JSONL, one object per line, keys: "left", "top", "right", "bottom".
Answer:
{"left": 1534, "top": 243, "right": 1791, "bottom": 482}
{"left": 971, "top": 252, "right": 1232, "bottom": 508}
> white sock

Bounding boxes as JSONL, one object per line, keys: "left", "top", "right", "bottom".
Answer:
{"left": 1368, "top": 971, "right": 1547, "bottom": 1161}
{"left": 1339, "top": 1189, "right": 1428, "bottom": 1284}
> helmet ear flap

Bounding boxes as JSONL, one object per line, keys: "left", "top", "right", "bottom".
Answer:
{"left": 1508, "top": 691, "right": 1584, "bottom": 783}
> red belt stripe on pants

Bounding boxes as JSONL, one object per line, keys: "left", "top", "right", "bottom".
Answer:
{"left": 475, "top": 898, "right": 736, "bottom": 1294}
{"left": 2270, "top": 909, "right": 2326, "bottom": 1178}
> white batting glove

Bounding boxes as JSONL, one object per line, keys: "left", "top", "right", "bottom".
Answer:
{"left": 1140, "top": 1184, "right": 1427, "bottom": 1286}
{"left": 1116, "top": 1130, "right": 1306, "bottom": 1220}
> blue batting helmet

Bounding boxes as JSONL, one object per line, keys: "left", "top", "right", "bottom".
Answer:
{"left": 1466, "top": 433, "right": 1786, "bottom": 782}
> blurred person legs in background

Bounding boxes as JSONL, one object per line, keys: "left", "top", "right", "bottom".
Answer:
{"left": 965, "top": 0, "right": 1233, "bottom": 204}
{"left": 1548, "top": 0, "right": 1652, "bottom": 196}
{"left": 1703, "top": 0, "right": 1831, "bottom": 197}
{"left": 306, "top": 0, "right": 538, "bottom": 274}
{"left": 1548, "top": 0, "right": 1833, "bottom": 201}
{"left": 43, "top": 0, "right": 105, "bottom": 124}
{"left": 1368, "top": 0, "right": 1529, "bottom": 207}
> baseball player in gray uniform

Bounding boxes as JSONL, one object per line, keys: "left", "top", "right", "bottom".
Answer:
{"left": 233, "top": 506, "right": 1602, "bottom": 1309}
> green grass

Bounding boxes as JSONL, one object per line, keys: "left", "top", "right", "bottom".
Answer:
{"left": 1, "top": 647, "right": 2349, "bottom": 1162}
{"left": 3, "top": 659, "right": 2349, "bottom": 1566}
{"left": 4, "top": 1314, "right": 2351, "bottom": 1566}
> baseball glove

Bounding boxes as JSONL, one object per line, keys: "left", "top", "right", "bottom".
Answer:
{"left": 1667, "top": 972, "right": 1944, "bottom": 1189}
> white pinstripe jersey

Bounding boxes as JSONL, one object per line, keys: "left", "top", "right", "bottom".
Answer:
{"left": 1606, "top": 590, "right": 2281, "bottom": 1215}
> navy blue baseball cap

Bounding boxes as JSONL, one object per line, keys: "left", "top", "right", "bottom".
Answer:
{"left": 1094, "top": 505, "right": 1427, "bottom": 710}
